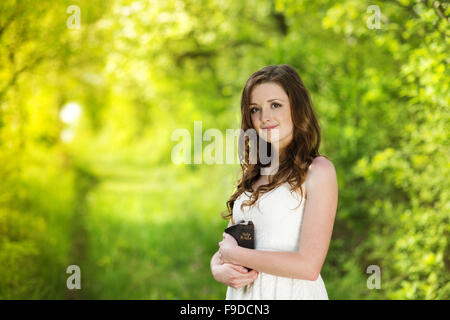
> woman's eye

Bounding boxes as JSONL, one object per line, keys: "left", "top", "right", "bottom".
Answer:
{"left": 250, "top": 104, "right": 280, "bottom": 114}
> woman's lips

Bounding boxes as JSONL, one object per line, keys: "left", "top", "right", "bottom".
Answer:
{"left": 262, "top": 125, "right": 278, "bottom": 130}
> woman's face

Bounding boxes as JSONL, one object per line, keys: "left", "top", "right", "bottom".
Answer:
{"left": 249, "top": 82, "right": 294, "bottom": 151}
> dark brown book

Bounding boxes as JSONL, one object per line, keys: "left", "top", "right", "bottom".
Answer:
{"left": 224, "top": 220, "right": 255, "bottom": 271}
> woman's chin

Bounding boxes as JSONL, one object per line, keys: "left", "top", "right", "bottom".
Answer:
{"left": 259, "top": 131, "right": 280, "bottom": 144}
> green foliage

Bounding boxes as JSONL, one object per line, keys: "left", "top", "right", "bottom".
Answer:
{"left": 0, "top": 0, "right": 448, "bottom": 299}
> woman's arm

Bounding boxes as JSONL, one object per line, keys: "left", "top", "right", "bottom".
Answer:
{"left": 211, "top": 220, "right": 259, "bottom": 288}
{"left": 225, "top": 247, "right": 317, "bottom": 280}
{"left": 211, "top": 219, "right": 232, "bottom": 271}
{"left": 219, "top": 157, "right": 338, "bottom": 281}
{"left": 210, "top": 250, "right": 223, "bottom": 270}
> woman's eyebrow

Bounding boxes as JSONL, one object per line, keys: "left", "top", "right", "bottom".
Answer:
{"left": 249, "top": 98, "right": 284, "bottom": 106}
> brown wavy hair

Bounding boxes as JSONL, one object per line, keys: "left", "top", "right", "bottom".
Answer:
{"left": 221, "top": 64, "right": 329, "bottom": 222}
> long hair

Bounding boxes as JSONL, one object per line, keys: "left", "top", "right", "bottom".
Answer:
{"left": 221, "top": 64, "right": 328, "bottom": 221}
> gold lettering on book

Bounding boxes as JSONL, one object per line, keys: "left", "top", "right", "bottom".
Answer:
{"left": 240, "top": 232, "right": 252, "bottom": 241}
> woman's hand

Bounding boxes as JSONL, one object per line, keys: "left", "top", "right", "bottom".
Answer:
{"left": 211, "top": 263, "right": 259, "bottom": 289}
{"left": 218, "top": 233, "right": 239, "bottom": 264}
{"left": 213, "top": 233, "right": 258, "bottom": 289}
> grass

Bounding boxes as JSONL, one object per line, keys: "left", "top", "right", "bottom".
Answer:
{"left": 76, "top": 160, "right": 234, "bottom": 299}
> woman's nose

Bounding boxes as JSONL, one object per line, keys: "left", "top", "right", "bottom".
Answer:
{"left": 260, "top": 107, "right": 274, "bottom": 122}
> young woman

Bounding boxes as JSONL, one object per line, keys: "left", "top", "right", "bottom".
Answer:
{"left": 210, "top": 64, "right": 338, "bottom": 299}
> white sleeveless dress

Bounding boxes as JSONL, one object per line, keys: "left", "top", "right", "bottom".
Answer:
{"left": 225, "top": 182, "right": 329, "bottom": 300}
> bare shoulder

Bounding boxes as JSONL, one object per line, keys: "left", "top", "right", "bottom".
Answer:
{"left": 309, "top": 156, "right": 335, "bottom": 172}
{"left": 305, "top": 156, "right": 337, "bottom": 193}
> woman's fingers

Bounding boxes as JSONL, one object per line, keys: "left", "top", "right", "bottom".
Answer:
{"left": 235, "top": 272, "right": 259, "bottom": 289}
{"left": 221, "top": 264, "right": 258, "bottom": 289}
{"left": 229, "top": 264, "right": 247, "bottom": 273}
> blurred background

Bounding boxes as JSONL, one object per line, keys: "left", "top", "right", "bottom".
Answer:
{"left": 0, "top": 0, "right": 448, "bottom": 299}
